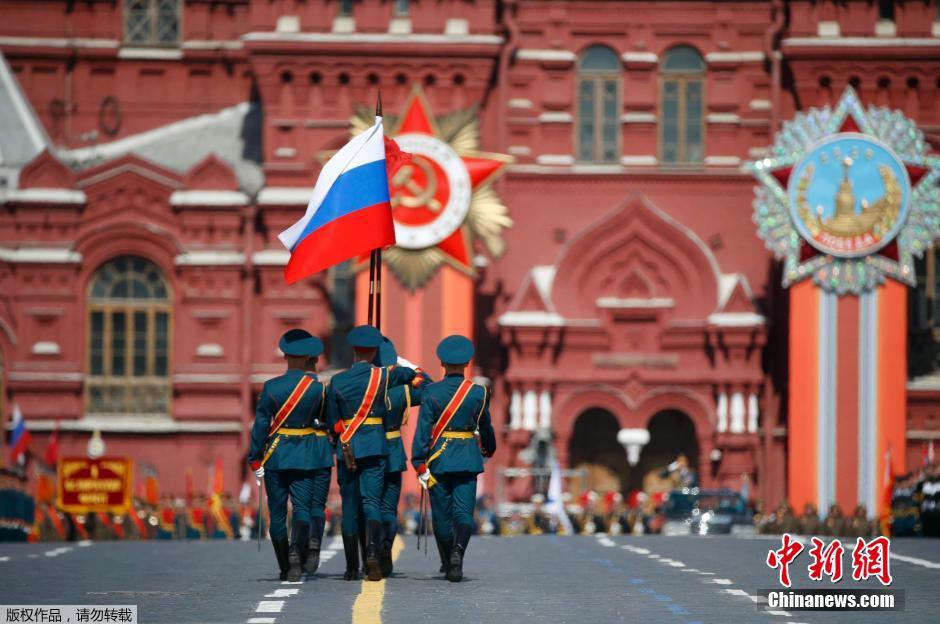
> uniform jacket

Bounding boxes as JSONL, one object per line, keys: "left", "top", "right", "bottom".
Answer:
{"left": 327, "top": 362, "right": 416, "bottom": 459}
{"left": 384, "top": 370, "right": 432, "bottom": 473}
{"left": 248, "top": 368, "right": 331, "bottom": 471}
{"left": 411, "top": 374, "right": 497, "bottom": 475}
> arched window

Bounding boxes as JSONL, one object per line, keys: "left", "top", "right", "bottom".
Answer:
{"left": 87, "top": 256, "right": 171, "bottom": 415}
{"left": 576, "top": 46, "right": 621, "bottom": 163}
{"left": 660, "top": 45, "right": 705, "bottom": 165}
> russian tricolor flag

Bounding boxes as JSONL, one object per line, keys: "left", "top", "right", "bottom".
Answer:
{"left": 278, "top": 117, "right": 396, "bottom": 284}
{"left": 9, "top": 403, "right": 30, "bottom": 465}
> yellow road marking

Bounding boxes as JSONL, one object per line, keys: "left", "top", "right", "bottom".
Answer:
{"left": 351, "top": 536, "right": 404, "bottom": 624}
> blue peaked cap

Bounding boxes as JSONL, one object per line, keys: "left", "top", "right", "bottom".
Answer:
{"left": 373, "top": 337, "right": 398, "bottom": 367}
{"left": 280, "top": 329, "right": 318, "bottom": 357}
{"left": 436, "top": 334, "right": 474, "bottom": 365}
{"left": 348, "top": 325, "right": 383, "bottom": 348}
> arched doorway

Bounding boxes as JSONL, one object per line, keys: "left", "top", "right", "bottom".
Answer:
{"left": 635, "top": 409, "right": 699, "bottom": 493}
{"left": 568, "top": 408, "right": 631, "bottom": 497}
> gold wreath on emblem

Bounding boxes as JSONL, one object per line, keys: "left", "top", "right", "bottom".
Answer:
{"left": 797, "top": 158, "right": 901, "bottom": 240}
{"left": 348, "top": 90, "right": 514, "bottom": 290}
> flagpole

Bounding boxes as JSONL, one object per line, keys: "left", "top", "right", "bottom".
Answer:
{"left": 372, "top": 90, "right": 384, "bottom": 331}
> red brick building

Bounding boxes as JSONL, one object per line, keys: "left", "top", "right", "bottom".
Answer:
{"left": 1, "top": 0, "right": 938, "bottom": 508}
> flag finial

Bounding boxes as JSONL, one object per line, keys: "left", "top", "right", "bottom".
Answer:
{"left": 376, "top": 90, "right": 383, "bottom": 118}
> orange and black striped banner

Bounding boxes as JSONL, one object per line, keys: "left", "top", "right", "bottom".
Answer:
{"left": 268, "top": 376, "right": 314, "bottom": 437}
{"left": 429, "top": 380, "right": 474, "bottom": 449}
{"left": 339, "top": 368, "right": 383, "bottom": 445}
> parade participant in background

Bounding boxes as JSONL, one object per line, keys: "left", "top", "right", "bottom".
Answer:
{"left": 412, "top": 335, "right": 496, "bottom": 582}
{"left": 300, "top": 339, "right": 333, "bottom": 575}
{"left": 328, "top": 325, "right": 418, "bottom": 581}
{"left": 375, "top": 336, "right": 430, "bottom": 577}
{"left": 248, "top": 329, "right": 327, "bottom": 582}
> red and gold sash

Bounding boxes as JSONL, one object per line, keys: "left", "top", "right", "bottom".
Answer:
{"left": 268, "top": 376, "right": 314, "bottom": 437}
{"left": 339, "top": 367, "right": 383, "bottom": 444}
{"left": 429, "top": 380, "right": 474, "bottom": 449}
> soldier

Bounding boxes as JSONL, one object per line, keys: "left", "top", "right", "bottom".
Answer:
{"left": 300, "top": 339, "right": 333, "bottom": 575}
{"left": 327, "top": 325, "right": 418, "bottom": 582}
{"left": 248, "top": 329, "right": 327, "bottom": 582}
{"left": 375, "top": 336, "right": 430, "bottom": 577}
{"left": 412, "top": 335, "right": 497, "bottom": 582}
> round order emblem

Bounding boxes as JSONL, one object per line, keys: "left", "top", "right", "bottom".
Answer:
{"left": 787, "top": 134, "right": 911, "bottom": 259}
{"left": 388, "top": 133, "right": 473, "bottom": 250}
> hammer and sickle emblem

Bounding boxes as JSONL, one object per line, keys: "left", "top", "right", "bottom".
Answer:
{"left": 390, "top": 157, "right": 443, "bottom": 212}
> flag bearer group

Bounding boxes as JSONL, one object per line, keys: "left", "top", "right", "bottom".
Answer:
{"left": 248, "top": 326, "right": 495, "bottom": 583}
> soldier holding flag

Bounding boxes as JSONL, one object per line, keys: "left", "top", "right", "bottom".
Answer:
{"left": 248, "top": 329, "right": 327, "bottom": 582}
{"left": 412, "top": 335, "right": 496, "bottom": 582}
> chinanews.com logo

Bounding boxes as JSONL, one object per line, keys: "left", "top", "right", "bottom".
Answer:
{"left": 761, "top": 533, "right": 905, "bottom": 611}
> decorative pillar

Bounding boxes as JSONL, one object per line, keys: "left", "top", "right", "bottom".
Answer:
{"left": 716, "top": 389, "right": 729, "bottom": 433}
{"left": 509, "top": 387, "right": 522, "bottom": 430}
{"left": 729, "top": 390, "right": 746, "bottom": 434}
{"left": 522, "top": 388, "right": 538, "bottom": 431}
{"left": 538, "top": 387, "right": 552, "bottom": 431}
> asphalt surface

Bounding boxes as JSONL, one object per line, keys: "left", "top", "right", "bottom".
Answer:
{"left": 1, "top": 534, "right": 938, "bottom": 623}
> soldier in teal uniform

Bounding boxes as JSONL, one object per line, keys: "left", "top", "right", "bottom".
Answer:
{"left": 248, "top": 329, "right": 327, "bottom": 582}
{"left": 375, "top": 337, "right": 431, "bottom": 577}
{"left": 412, "top": 335, "right": 496, "bottom": 582}
{"left": 301, "top": 340, "right": 333, "bottom": 575}
{"left": 327, "top": 325, "right": 418, "bottom": 581}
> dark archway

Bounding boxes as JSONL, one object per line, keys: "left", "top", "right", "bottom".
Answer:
{"left": 568, "top": 407, "right": 631, "bottom": 496}
{"left": 635, "top": 409, "right": 699, "bottom": 493}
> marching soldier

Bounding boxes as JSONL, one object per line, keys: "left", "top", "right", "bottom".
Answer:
{"left": 301, "top": 340, "right": 333, "bottom": 575}
{"left": 376, "top": 336, "right": 431, "bottom": 577}
{"left": 412, "top": 335, "right": 497, "bottom": 582}
{"left": 327, "top": 325, "right": 418, "bottom": 582}
{"left": 248, "top": 329, "right": 326, "bottom": 581}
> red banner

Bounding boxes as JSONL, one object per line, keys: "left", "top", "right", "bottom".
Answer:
{"left": 57, "top": 457, "right": 133, "bottom": 514}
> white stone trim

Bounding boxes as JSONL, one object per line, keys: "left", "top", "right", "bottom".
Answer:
{"left": 516, "top": 49, "right": 576, "bottom": 62}
{"left": 508, "top": 145, "right": 532, "bottom": 156}
{"left": 0, "top": 247, "right": 81, "bottom": 264}
{"left": 196, "top": 343, "right": 224, "bottom": 358}
{"left": 181, "top": 40, "right": 244, "bottom": 51}
{"left": 389, "top": 17, "right": 412, "bottom": 35}
{"left": 704, "top": 155, "right": 742, "bottom": 167}
{"left": 12, "top": 417, "right": 243, "bottom": 433}
{"left": 31, "top": 341, "right": 60, "bottom": 356}
{"left": 277, "top": 15, "right": 301, "bottom": 34}
{"left": 817, "top": 21, "right": 841, "bottom": 38}
{"left": 497, "top": 311, "right": 599, "bottom": 328}
{"left": 875, "top": 20, "right": 897, "bottom": 38}
{"left": 933, "top": 22, "right": 940, "bottom": 37}
{"left": 522, "top": 390, "right": 538, "bottom": 431}
{"left": 538, "top": 112, "right": 572, "bottom": 124}
{"left": 596, "top": 297, "right": 675, "bottom": 309}
{"left": 747, "top": 147, "right": 769, "bottom": 159}
{"left": 907, "top": 373, "right": 940, "bottom": 391}
{"left": 7, "top": 371, "right": 82, "bottom": 382}
{"left": 0, "top": 36, "right": 119, "bottom": 49}
{"left": 535, "top": 154, "right": 575, "bottom": 166}
{"left": 705, "top": 51, "right": 765, "bottom": 63}
{"left": 257, "top": 187, "right": 310, "bottom": 205}
{"left": 729, "top": 392, "right": 746, "bottom": 433}
{"left": 621, "top": 112, "right": 657, "bottom": 123}
{"left": 174, "top": 251, "right": 245, "bottom": 266}
{"left": 747, "top": 393, "right": 759, "bottom": 434}
{"left": 0, "top": 52, "right": 49, "bottom": 153}
{"left": 118, "top": 47, "right": 184, "bottom": 60}
{"left": 620, "top": 155, "right": 658, "bottom": 166}
{"left": 707, "top": 312, "right": 766, "bottom": 327}
{"left": 784, "top": 37, "right": 940, "bottom": 48}
{"left": 169, "top": 190, "right": 249, "bottom": 207}
{"left": 445, "top": 19, "right": 469, "bottom": 36}
{"left": 274, "top": 147, "right": 297, "bottom": 158}
{"left": 252, "top": 249, "right": 290, "bottom": 266}
{"left": 748, "top": 99, "right": 772, "bottom": 111}
{"left": 243, "top": 31, "right": 502, "bottom": 45}
{"left": 706, "top": 113, "right": 740, "bottom": 124}
{"left": 0, "top": 188, "right": 85, "bottom": 204}
{"left": 332, "top": 16, "right": 355, "bottom": 34}
{"left": 621, "top": 52, "right": 658, "bottom": 64}
{"left": 508, "top": 99, "right": 533, "bottom": 110}
{"left": 172, "top": 373, "right": 241, "bottom": 384}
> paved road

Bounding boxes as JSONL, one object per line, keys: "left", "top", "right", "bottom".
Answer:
{"left": 1, "top": 535, "right": 938, "bottom": 623}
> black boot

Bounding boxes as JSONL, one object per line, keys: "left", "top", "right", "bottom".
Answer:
{"left": 447, "top": 524, "right": 472, "bottom": 583}
{"left": 288, "top": 521, "right": 308, "bottom": 582}
{"left": 305, "top": 517, "right": 323, "bottom": 575}
{"left": 342, "top": 534, "right": 360, "bottom": 581}
{"left": 379, "top": 520, "right": 395, "bottom": 578}
{"left": 365, "top": 520, "right": 382, "bottom": 581}
{"left": 272, "top": 537, "right": 291, "bottom": 581}
{"left": 435, "top": 536, "right": 451, "bottom": 575}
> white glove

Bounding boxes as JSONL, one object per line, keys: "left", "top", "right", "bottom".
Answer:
{"left": 397, "top": 356, "right": 418, "bottom": 370}
{"left": 417, "top": 471, "right": 431, "bottom": 490}
{"left": 253, "top": 466, "right": 265, "bottom": 481}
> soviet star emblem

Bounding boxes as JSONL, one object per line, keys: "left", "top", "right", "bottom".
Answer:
{"left": 747, "top": 87, "right": 939, "bottom": 295}
{"left": 352, "top": 86, "right": 513, "bottom": 290}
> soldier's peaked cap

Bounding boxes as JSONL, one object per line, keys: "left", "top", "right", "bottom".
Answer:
{"left": 375, "top": 336, "right": 398, "bottom": 367}
{"left": 279, "top": 329, "right": 314, "bottom": 357}
{"left": 300, "top": 335, "right": 324, "bottom": 358}
{"left": 348, "top": 325, "right": 383, "bottom": 349}
{"left": 436, "top": 334, "right": 474, "bottom": 365}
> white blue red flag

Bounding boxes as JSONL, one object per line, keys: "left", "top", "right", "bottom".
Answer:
{"left": 278, "top": 117, "right": 396, "bottom": 284}
{"left": 9, "top": 403, "right": 30, "bottom": 465}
